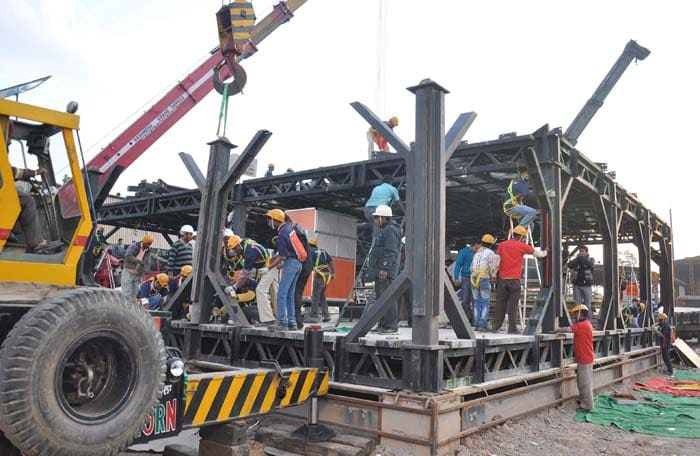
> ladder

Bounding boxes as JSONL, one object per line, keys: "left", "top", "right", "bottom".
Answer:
{"left": 508, "top": 216, "right": 542, "bottom": 328}
{"left": 335, "top": 243, "right": 374, "bottom": 326}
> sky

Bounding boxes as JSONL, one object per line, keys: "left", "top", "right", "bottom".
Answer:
{"left": 2, "top": 0, "right": 698, "bottom": 259}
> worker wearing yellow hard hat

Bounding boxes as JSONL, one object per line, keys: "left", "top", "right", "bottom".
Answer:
{"left": 470, "top": 234, "right": 497, "bottom": 331}
{"left": 367, "top": 115, "right": 400, "bottom": 159}
{"left": 492, "top": 226, "right": 547, "bottom": 334}
{"left": 266, "top": 208, "right": 307, "bottom": 331}
{"left": 655, "top": 312, "right": 674, "bottom": 375}
{"left": 307, "top": 235, "right": 335, "bottom": 323}
{"left": 137, "top": 273, "right": 170, "bottom": 311}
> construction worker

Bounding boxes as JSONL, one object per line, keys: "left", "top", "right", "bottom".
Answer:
{"left": 470, "top": 235, "right": 498, "bottom": 331}
{"left": 654, "top": 312, "right": 674, "bottom": 376}
{"left": 286, "top": 214, "right": 314, "bottom": 329}
{"left": 265, "top": 163, "right": 275, "bottom": 178}
{"left": 167, "top": 265, "right": 192, "bottom": 304}
{"left": 567, "top": 245, "right": 595, "bottom": 320}
{"left": 112, "top": 238, "right": 126, "bottom": 259}
{"left": 227, "top": 234, "right": 276, "bottom": 324}
{"left": 95, "top": 226, "right": 108, "bottom": 245}
{"left": 7, "top": 164, "right": 62, "bottom": 254}
{"left": 307, "top": 236, "right": 335, "bottom": 323}
{"left": 266, "top": 209, "right": 307, "bottom": 331}
{"left": 221, "top": 228, "right": 237, "bottom": 278}
{"left": 167, "top": 225, "right": 194, "bottom": 276}
{"left": 493, "top": 226, "right": 547, "bottom": 333}
{"left": 454, "top": 243, "right": 474, "bottom": 324}
{"left": 367, "top": 116, "right": 399, "bottom": 159}
{"left": 366, "top": 205, "right": 402, "bottom": 334}
{"left": 122, "top": 234, "right": 154, "bottom": 300}
{"left": 137, "top": 273, "right": 170, "bottom": 310}
{"left": 558, "top": 304, "right": 594, "bottom": 412}
{"left": 503, "top": 169, "right": 537, "bottom": 230}
{"left": 364, "top": 176, "right": 404, "bottom": 240}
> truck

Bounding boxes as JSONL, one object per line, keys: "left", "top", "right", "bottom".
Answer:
{"left": 0, "top": 3, "right": 328, "bottom": 455}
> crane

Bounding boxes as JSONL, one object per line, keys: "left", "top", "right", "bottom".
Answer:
{"left": 57, "top": 0, "right": 308, "bottom": 218}
{"left": 564, "top": 40, "right": 650, "bottom": 145}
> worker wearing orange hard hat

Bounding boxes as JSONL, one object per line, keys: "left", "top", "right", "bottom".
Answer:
{"left": 492, "top": 226, "right": 547, "bottom": 334}
{"left": 558, "top": 304, "right": 594, "bottom": 413}
{"left": 138, "top": 273, "right": 170, "bottom": 310}
{"left": 121, "top": 234, "right": 155, "bottom": 301}
{"left": 367, "top": 116, "right": 399, "bottom": 159}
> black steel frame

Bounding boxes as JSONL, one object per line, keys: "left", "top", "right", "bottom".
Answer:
{"left": 101, "top": 78, "right": 672, "bottom": 393}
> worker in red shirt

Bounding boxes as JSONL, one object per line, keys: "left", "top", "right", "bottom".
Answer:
{"left": 492, "top": 225, "right": 547, "bottom": 333}
{"left": 559, "top": 304, "right": 595, "bottom": 412}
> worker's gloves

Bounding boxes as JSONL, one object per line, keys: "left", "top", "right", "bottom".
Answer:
{"left": 224, "top": 285, "right": 237, "bottom": 298}
{"left": 533, "top": 249, "right": 548, "bottom": 258}
{"left": 140, "top": 298, "right": 150, "bottom": 307}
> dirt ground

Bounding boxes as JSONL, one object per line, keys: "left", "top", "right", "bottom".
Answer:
{"left": 447, "top": 342, "right": 700, "bottom": 456}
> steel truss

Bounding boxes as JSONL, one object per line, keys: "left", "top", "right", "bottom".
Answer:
{"left": 104, "top": 77, "right": 672, "bottom": 393}
{"left": 167, "top": 321, "right": 656, "bottom": 391}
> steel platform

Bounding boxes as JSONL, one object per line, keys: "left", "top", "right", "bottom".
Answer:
{"left": 167, "top": 320, "right": 656, "bottom": 390}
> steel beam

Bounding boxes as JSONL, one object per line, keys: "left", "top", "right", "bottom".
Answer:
{"left": 350, "top": 101, "right": 410, "bottom": 154}
{"left": 179, "top": 152, "right": 206, "bottom": 190}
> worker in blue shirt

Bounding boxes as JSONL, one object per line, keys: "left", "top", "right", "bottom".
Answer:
{"left": 266, "top": 209, "right": 307, "bottom": 331}
{"left": 503, "top": 170, "right": 537, "bottom": 230}
{"left": 453, "top": 243, "right": 474, "bottom": 324}
{"left": 137, "top": 273, "right": 170, "bottom": 310}
{"left": 364, "top": 175, "right": 404, "bottom": 223}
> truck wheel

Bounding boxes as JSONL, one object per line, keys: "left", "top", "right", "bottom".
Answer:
{"left": 0, "top": 288, "right": 165, "bottom": 456}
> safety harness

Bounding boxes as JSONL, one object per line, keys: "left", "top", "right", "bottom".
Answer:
{"left": 503, "top": 178, "right": 521, "bottom": 213}
{"left": 313, "top": 248, "right": 333, "bottom": 287}
{"left": 470, "top": 247, "right": 491, "bottom": 288}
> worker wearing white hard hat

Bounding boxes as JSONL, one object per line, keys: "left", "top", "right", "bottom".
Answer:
{"left": 367, "top": 204, "right": 403, "bottom": 334}
{"left": 167, "top": 224, "right": 194, "bottom": 276}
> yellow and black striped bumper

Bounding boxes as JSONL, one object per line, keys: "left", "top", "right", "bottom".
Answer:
{"left": 182, "top": 367, "right": 329, "bottom": 428}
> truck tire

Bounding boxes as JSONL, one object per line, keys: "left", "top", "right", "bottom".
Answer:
{"left": 0, "top": 288, "right": 166, "bottom": 456}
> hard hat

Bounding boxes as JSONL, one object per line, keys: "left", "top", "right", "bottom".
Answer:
{"left": 481, "top": 234, "right": 496, "bottom": 244}
{"left": 569, "top": 304, "right": 589, "bottom": 313}
{"left": 223, "top": 228, "right": 234, "bottom": 238}
{"left": 142, "top": 234, "right": 155, "bottom": 244}
{"left": 513, "top": 225, "right": 529, "bottom": 237}
{"left": 308, "top": 236, "right": 318, "bottom": 246}
{"left": 372, "top": 205, "right": 393, "bottom": 217}
{"left": 180, "top": 224, "right": 195, "bottom": 234}
{"left": 227, "top": 235, "right": 242, "bottom": 249}
{"left": 639, "top": 302, "right": 646, "bottom": 313}
{"left": 96, "top": 226, "right": 104, "bottom": 233}
{"left": 266, "top": 209, "right": 286, "bottom": 223}
{"left": 156, "top": 273, "right": 170, "bottom": 287}
{"left": 658, "top": 312, "right": 668, "bottom": 320}
{"left": 389, "top": 116, "right": 399, "bottom": 127}
{"left": 180, "top": 265, "right": 192, "bottom": 277}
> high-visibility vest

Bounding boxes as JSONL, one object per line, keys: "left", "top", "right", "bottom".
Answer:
{"left": 503, "top": 179, "right": 520, "bottom": 213}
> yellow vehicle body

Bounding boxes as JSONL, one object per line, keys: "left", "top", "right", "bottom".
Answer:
{"left": 0, "top": 98, "right": 92, "bottom": 285}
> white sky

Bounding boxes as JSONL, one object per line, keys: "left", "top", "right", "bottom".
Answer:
{"left": 2, "top": 0, "right": 698, "bottom": 259}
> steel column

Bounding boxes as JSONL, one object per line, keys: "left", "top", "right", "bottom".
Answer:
{"left": 595, "top": 193, "right": 621, "bottom": 331}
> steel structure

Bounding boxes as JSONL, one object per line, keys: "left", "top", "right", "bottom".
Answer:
{"left": 102, "top": 77, "right": 673, "bottom": 393}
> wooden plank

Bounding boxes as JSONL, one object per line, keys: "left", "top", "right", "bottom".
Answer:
{"left": 673, "top": 338, "right": 700, "bottom": 368}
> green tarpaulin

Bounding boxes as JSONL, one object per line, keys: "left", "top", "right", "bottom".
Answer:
{"left": 674, "top": 371, "right": 700, "bottom": 382}
{"left": 575, "top": 393, "right": 700, "bottom": 438}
